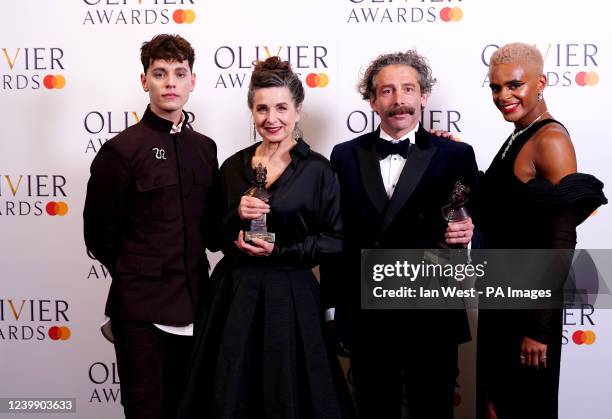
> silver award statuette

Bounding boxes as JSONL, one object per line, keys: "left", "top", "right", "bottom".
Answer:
{"left": 439, "top": 181, "right": 471, "bottom": 249}
{"left": 244, "top": 163, "right": 275, "bottom": 243}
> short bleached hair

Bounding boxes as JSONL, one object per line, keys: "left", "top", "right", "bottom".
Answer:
{"left": 490, "top": 42, "right": 544, "bottom": 74}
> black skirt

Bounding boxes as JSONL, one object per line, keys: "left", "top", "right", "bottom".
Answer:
{"left": 177, "top": 257, "right": 353, "bottom": 419}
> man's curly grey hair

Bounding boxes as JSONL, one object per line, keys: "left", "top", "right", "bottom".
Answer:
{"left": 358, "top": 50, "right": 437, "bottom": 100}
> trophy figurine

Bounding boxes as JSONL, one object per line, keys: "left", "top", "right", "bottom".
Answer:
{"left": 439, "top": 181, "right": 470, "bottom": 249}
{"left": 244, "top": 163, "right": 275, "bottom": 243}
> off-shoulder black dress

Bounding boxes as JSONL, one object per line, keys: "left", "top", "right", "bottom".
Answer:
{"left": 475, "top": 119, "right": 607, "bottom": 419}
{"left": 178, "top": 139, "right": 353, "bottom": 419}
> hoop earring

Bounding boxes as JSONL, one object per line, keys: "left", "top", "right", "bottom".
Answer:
{"left": 293, "top": 122, "right": 303, "bottom": 140}
{"left": 537, "top": 91, "right": 543, "bottom": 102}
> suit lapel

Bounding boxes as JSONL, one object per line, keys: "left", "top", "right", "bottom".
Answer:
{"left": 377, "top": 126, "right": 438, "bottom": 237}
{"left": 355, "top": 130, "right": 388, "bottom": 215}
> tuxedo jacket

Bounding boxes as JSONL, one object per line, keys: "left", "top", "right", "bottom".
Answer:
{"left": 84, "top": 106, "right": 221, "bottom": 326}
{"left": 322, "top": 126, "right": 478, "bottom": 346}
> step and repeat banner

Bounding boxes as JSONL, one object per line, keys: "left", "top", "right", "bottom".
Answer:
{"left": 1, "top": 1, "right": 610, "bottom": 418}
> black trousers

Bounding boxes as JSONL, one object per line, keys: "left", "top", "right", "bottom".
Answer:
{"left": 111, "top": 319, "right": 193, "bottom": 419}
{"left": 351, "top": 332, "right": 458, "bottom": 419}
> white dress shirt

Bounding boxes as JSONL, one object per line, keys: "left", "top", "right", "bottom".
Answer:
{"left": 378, "top": 124, "right": 418, "bottom": 198}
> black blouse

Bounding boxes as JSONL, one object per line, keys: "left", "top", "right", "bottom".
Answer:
{"left": 218, "top": 138, "right": 343, "bottom": 268}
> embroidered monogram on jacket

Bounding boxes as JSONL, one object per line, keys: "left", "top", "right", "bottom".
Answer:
{"left": 152, "top": 148, "right": 167, "bottom": 160}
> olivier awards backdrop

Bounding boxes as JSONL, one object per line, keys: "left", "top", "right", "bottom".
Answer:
{"left": 1, "top": 1, "right": 610, "bottom": 418}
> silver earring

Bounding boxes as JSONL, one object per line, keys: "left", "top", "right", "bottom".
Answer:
{"left": 293, "top": 122, "right": 303, "bottom": 140}
{"left": 537, "top": 91, "right": 543, "bottom": 102}
{"left": 252, "top": 122, "right": 257, "bottom": 142}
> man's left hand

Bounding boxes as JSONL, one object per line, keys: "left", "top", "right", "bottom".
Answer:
{"left": 445, "top": 217, "right": 473, "bottom": 246}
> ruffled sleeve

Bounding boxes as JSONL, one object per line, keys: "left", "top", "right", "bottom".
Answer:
{"left": 525, "top": 173, "right": 607, "bottom": 225}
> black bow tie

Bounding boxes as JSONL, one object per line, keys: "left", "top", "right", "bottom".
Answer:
{"left": 377, "top": 139, "right": 411, "bottom": 159}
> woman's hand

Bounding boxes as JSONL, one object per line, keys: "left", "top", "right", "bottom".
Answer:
{"left": 428, "top": 129, "right": 459, "bottom": 141}
{"left": 234, "top": 230, "right": 274, "bottom": 256}
{"left": 521, "top": 336, "right": 548, "bottom": 369}
{"left": 238, "top": 196, "right": 269, "bottom": 221}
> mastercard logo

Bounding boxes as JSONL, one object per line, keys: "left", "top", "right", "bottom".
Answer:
{"left": 43, "top": 74, "right": 66, "bottom": 90}
{"left": 46, "top": 201, "right": 69, "bottom": 216}
{"left": 48, "top": 326, "right": 71, "bottom": 341}
{"left": 173, "top": 9, "right": 196, "bottom": 24}
{"left": 575, "top": 71, "right": 598, "bottom": 86}
{"left": 305, "top": 73, "right": 329, "bottom": 88}
{"left": 440, "top": 7, "right": 463, "bottom": 22}
{"left": 572, "top": 330, "right": 596, "bottom": 345}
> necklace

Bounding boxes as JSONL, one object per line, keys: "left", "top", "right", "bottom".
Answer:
{"left": 501, "top": 110, "right": 549, "bottom": 159}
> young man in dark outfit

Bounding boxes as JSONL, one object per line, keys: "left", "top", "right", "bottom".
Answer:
{"left": 83, "top": 34, "right": 220, "bottom": 419}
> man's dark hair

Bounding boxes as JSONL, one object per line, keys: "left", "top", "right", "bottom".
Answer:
{"left": 140, "top": 34, "right": 195, "bottom": 73}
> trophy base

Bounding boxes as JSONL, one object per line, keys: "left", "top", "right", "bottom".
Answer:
{"left": 438, "top": 241, "right": 466, "bottom": 250}
{"left": 244, "top": 231, "right": 275, "bottom": 244}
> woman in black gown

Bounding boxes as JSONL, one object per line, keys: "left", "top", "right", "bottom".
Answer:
{"left": 177, "top": 57, "right": 353, "bottom": 419}
{"left": 476, "top": 43, "right": 607, "bottom": 419}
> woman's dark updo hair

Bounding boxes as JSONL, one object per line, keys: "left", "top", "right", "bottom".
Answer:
{"left": 247, "top": 56, "right": 305, "bottom": 109}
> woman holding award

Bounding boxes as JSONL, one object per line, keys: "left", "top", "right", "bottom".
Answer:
{"left": 178, "top": 57, "right": 353, "bottom": 419}
{"left": 476, "top": 43, "right": 607, "bottom": 419}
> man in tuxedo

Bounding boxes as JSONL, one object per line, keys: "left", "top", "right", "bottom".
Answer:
{"left": 323, "top": 51, "right": 478, "bottom": 418}
{"left": 83, "top": 34, "right": 220, "bottom": 419}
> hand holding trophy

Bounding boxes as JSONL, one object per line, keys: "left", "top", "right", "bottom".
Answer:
{"left": 440, "top": 181, "right": 471, "bottom": 249}
{"left": 244, "top": 163, "right": 276, "bottom": 243}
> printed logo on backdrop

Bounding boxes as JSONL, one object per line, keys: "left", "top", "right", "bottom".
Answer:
{"left": 87, "top": 249, "right": 112, "bottom": 280}
{"left": 346, "top": 0, "right": 465, "bottom": 24}
{"left": 83, "top": 110, "right": 195, "bottom": 156}
{"left": 561, "top": 250, "right": 601, "bottom": 346}
{"left": 563, "top": 304, "right": 597, "bottom": 346}
{"left": 0, "top": 299, "right": 71, "bottom": 342}
{"left": 213, "top": 45, "right": 330, "bottom": 89}
{"left": 1, "top": 47, "right": 66, "bottom": 91}
{"left": 88, "top": 361, "right": 120, "bottom": 404}
{"left": 481, "top": 43, "right": 600, "bottom": 88}
{"left": 0, "top": 175, "right": 69, "bottom": 217}
{"left": 82, "top": 0, "right": 198, "bottom": 25}
{"left": 345, "top": 108, "right": 463, "bottom": 138}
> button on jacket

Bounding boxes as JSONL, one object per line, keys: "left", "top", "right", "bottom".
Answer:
{"left": 84, "top": 106, "right": 220, "bottom": 326}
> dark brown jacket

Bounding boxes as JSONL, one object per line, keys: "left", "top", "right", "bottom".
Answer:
{"left": 84, "top": 106, "right": 220, "bottom": 326}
